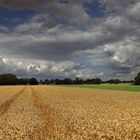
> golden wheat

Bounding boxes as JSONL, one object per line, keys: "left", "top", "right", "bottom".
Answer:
{"left": 0, "top": 85, "right": 139, "bottom": 140}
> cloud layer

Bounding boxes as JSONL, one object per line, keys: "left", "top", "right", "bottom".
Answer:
{"left": 0, "top": 0, "right": 139, "bottom": 80}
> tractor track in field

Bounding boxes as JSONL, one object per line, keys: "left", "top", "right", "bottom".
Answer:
{"left": 30, "top": 87, "right": 58, "bottom": 139}
{"left": 0, "top": 86, "right": 26, "bottom": 117}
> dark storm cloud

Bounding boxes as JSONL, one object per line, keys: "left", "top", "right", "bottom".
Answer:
{"left": 0, "top": 0, "right": 50, "bottom": 8}
{"left": 0, "top": 15, "right": 137, "bottom": 62}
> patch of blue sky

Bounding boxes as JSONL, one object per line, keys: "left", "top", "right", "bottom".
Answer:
{"left": 0, "top": 6, "right": 37, "bottom": 27}
{"left": 83, "top": 1, "right": 106, "bottom": 18}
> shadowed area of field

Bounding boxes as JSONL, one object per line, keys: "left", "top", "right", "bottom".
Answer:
{"left": 0, "top": 85, "right": 139, "bottom": 140}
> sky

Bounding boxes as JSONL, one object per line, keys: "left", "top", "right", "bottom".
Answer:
{"left": 0, "top": 0, "right": 140, "bottom": 80}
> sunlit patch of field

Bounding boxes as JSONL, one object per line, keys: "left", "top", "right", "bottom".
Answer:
{"left": 0, "top": 85, "right": 140, "bottom": 140}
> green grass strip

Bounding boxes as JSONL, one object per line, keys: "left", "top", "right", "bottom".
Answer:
{"left": 66, "top": 84, "right": 140, "bottom": 92}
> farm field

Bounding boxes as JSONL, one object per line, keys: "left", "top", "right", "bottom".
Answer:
{"left": 0, "top": 86, "right": 140, "bottom": 140}
{"left": 67, "top": 84, "right": 140, "bottom": 92}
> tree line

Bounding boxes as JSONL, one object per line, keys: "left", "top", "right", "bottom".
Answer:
{"left": 0, "top": 74, "right": 38, "bottom": 85}
{"left": 0, "top": 72, "right": 140, "bottom": 85}
{"left": 41, "top": 77, "right": 102, "bottom": 85}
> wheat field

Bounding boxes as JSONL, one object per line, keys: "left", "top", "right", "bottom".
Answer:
{"left": 0, "top": 85, "right": 140, "bottom": 140}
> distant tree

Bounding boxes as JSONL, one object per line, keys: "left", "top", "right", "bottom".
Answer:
{"left": 54, "top": 79, "right": 61, "bottom": 85}
{"left": 94, "top": 78, "right": 102, "bottom": 84}
{"left": 63, "top": 78, "right": 73, "bottom": 85}
{"left": 17, "top": 78, "right": 29, "bottom": 85}
{"left": 44, "top": 79, "right": 50, "bottom": 85}
{"left": 39, "top": 80, "right": 45, "bottom": 85}
{"left": 109, "top": 79, "right": 120, "bottom": 84}
{"left": 85, "top": 79, "right": 91, "bottom": 84}
{"left": 50, "top": 79, "right": 55, "bottom": 84}
{"left": 0, "top": 74, "right": 17, "bottom": 85}
{"left": 29, "top": 78, "right": 38, "bottom": 85}
{"left": 135, "top": 72, "right": 140, "bottom": 85}
{"left": 74, "top": 77, "right": 83, "bottom": 84}
{"left": 84, "top": 78, "right": 102, "bottom": 84}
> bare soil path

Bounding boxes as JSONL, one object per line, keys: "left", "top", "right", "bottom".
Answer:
{"left": 31, "top": 87, "right": 64, "bottom": 140}
{"left": 0, "top": 86, "right": 26, "bottom": 116}
{"left": 0, "top": 86, "right": 42, "bottom": 140}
